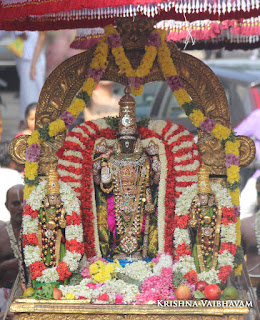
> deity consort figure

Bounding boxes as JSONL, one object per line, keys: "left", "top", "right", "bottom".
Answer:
{"left": 40, "top": 167, "right": 66, "bottom": 270}
{"left": 189, "top": 166, "right": 222, "bottom": 272}
{"left": 92, "top": 87, "right": 160, "bottom": 260}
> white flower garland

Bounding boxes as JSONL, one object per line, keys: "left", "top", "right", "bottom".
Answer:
{"left": 59, "top": 278, "right": 140, "bottom": 303}
{"left": 6, "top": 221, "right": 19, "bottom": 259}
{"left": 115, "top": 261, "right": 153, "bottom": 282}
{"left": 23, "top": 180, "right": 84, "bottom": 283}
{"left": 173, "top": 182, "right": 236, "bottom": 284}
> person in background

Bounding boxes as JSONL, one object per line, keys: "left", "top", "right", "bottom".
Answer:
{"left": 0, "top": 184, "right": 24, "bottom": 319}
{"left": 241, "top": 177, "right": 260, "bottom": 285}
{"left": 45, "top": 30, "right": 81, "bottom": 77}
{"left": 0, "top": 142, "right": 24, "bottom": 222}
{"left": 14, "top": 31, "right": 46, "bottom": 130}
{"left": 234, "top": 109, "right": 260, "bottom": 220}
{"left": 84, "top": 81, "right": 120, "bottom": 122}
{"left": 241, "top": 176, "right": 260, "bottom": 319}
{"left": 15, "top": 103, "right": 36, "bottom": 137}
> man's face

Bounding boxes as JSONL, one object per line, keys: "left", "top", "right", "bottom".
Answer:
{"left": 6, "top": 185, "right": 24, "bottom": 224}
{"left": 256, "top": 183, "right": 260, "bottom": 210}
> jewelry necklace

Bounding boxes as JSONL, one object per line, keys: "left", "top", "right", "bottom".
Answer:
{"left": 111, "top": 153, "right": 146, "bottom": 168}
{"left": 6, "top": 221, "right": 19, "bottom": 259}
{"left": 255, "top": 210, "right": 260, "bottom": 255}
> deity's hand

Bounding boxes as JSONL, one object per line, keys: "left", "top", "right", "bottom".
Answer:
{"left": 101, "top": 164, "right": 112, "bottom": 184}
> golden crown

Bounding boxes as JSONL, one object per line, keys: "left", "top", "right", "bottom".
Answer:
{"left": 46, "top": 165, "right": 60, "bottom": 195}
{"left": 197, "top": 165, "right": 212, "bottom": 194}
{"left": 118, "top": 86, "right": 137, "bottom": 138}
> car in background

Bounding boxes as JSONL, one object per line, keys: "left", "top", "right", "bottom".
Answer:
{"left": 123, "top": 60, "right": 260, "bottom": 136}
{"left": 205, "top": 59, "right": 260, "bottom": 128}
{"left": 83, "top": 59, "right": 260, "bottom": 137}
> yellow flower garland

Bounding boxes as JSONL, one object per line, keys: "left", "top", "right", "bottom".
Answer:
{"left": 110, "top": 31, "right": 158, "bottom": 87}
{"left": 156, "top": 30, "right": 240, "bottom": 206}
{"left": 23, "top": 23, "right": 243, "bottom": 275}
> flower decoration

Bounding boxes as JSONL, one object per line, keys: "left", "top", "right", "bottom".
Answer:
{"left": 87, "top": 68, "right": 105, "bottom": 83}
{"left": 25, "top": 143, "right": 41, "bottom": 162}
{"left": 60, "top": 111, "right": 76, "bottom": 129}
{"left": 107, "top": 33, "right": 122, "bottom": 48}
{"left": 173, "top": 182, "right": 238, "bottom": 284}
{"left": 146, "top": 32, "right": 161, "bottom": 48}
{"left": 22, "top": 23, "right": 242, "bottom": 274}
{"left": 57, "top": 119, "right": 200, "bottom": 257}
{"left": 166, "top": 75, "right": 185, "bottom": 92}
{"left": 23, "top": 180, "right": 83, "bottom": 283}
{"left": 128, "top": 77, "right": 144, "bottom": 90}
{"left": 199, "top": 118, "right": 217, "bottom": 134}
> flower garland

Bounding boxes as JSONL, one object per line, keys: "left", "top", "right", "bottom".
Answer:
{"left": 156, "top": 29, "right": 240, "bottom": 208}
{"left": 173, "top": 182, "right": 237, "bottom": 284}
{"left": 57, "top": 119, "right": 200, "bottom": 257}
{"left": 6, "top": 221, "right": 19, "bottom": 259}
{"left": 23, "top": 24, "right": 240, "bottom": 209}
{"left": 23, "top": 24, "right": 115, "bottom": 200}
{"left": 59, "top": 254, "right": 175, "bottom": 304}
{"left": 23, "top": 180, "right": 84, "bottom": 283}
{"left": 106, "top": 25, "right": 161, "bottom": 96}
{"left": 23, "top": 23, "right": 241, "bottom": 270}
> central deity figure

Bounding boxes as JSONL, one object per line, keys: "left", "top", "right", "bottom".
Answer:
{"left": 92, "top": 87, "right": 160, "bottom": 260}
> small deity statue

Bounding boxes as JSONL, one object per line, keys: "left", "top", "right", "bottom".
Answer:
{"left": 189, "top": 165, "right": 222, "bottom": 272}
{"left": 92, "top": 87, "right": 160, "bottom": 260}
{"left": 40, "top": 166, "right": 66, "bottom": 269}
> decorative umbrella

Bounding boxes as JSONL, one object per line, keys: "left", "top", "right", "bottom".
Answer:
{"left": 69, "top": 16, "right": 260, "bottom": 51}
{"left": 164, "top": 16, "right": 260, "bottom": 50}
{"left": 0, "top": 0, "right": 259, "bottom": 30}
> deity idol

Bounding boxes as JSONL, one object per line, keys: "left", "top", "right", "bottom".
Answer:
{"left": 92, "top": 87, "right": 160, "bottom": 260}
{"left": 189, "top": 166, "right": 222, "bottom": 272}
{"left": 40, "top": 167, "right": 66, "bottom": 269}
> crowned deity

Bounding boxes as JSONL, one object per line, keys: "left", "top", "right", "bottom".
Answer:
{"left": 39, "top": 167, "right": 67, "bottom": 273}
{"left": 189, "top": 166, "right": 222, "bottom": 272}
{"left": 92, "top": 87, "right": 160, "bottom": 260}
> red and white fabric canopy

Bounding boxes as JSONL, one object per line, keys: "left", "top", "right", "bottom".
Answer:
{"left": 0, "top": 0, "right": 259, "bottom": 30}
{"left": 69, "top": 16, "right": 260, "bottom": 51}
